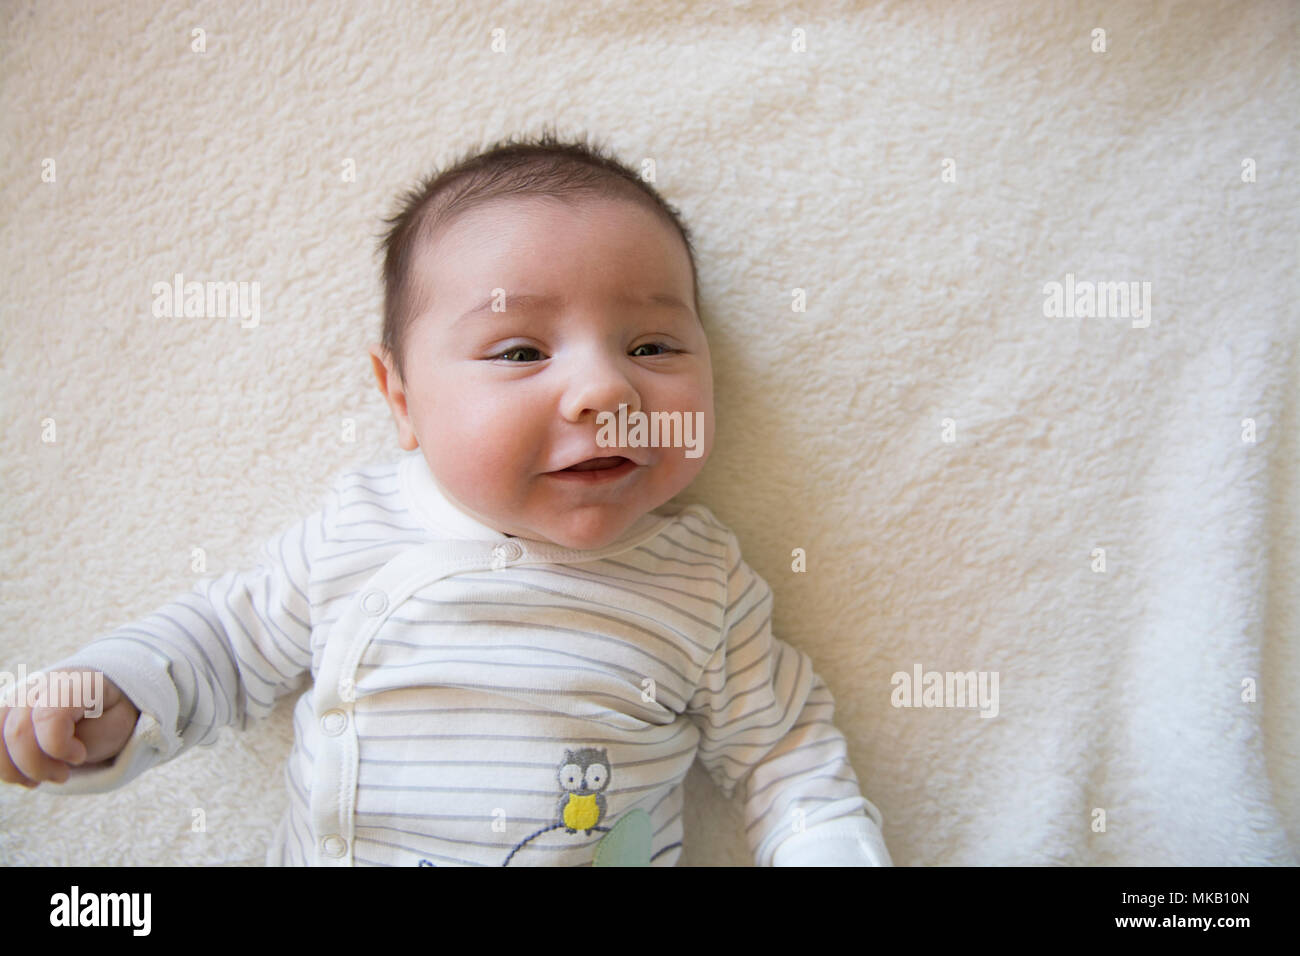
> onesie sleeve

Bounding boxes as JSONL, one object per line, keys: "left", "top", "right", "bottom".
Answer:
{"left": 685, "top": 529, "right": 893, "bottom": 866}
{"left": 34, "top": 502, "right": 324, "bottom": 796}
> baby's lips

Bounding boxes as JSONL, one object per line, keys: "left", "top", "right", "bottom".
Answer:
{"left": 552, "top": 451, "right": 645, "bottom": 471}
{"left": 562, "top": 456, "right": 630, "bottom": 472}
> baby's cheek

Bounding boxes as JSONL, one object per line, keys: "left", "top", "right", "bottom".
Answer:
{"left": 441, "top": 438, "right": 523, "bottom": 510}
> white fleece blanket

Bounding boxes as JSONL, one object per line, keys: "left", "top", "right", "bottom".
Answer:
{"left": 1, "top": 0, "right": 1295, "bottom": 866}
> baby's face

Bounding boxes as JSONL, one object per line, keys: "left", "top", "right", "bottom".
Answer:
{"left": 370, "top": 195, "right": 714, "bottom": 550}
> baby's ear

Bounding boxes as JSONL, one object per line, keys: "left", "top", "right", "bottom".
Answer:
{"left": 367, "top": 344, "right": 417, "bottom": 450}
{"left": 368, "top": 344, "right": 406, "bottom": 401}
{"left": 367, "top": 343, "right": 394, "bottom": 390}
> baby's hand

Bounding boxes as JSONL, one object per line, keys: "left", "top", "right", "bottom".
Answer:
{"left": 0, "top": 670, "right": 140, "bottom": 788}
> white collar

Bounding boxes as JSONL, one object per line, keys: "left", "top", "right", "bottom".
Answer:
{"left": 397, "top": 448, "right": 673, "bottom": 553}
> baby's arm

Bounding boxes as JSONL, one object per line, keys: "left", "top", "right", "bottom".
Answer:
{"left": 4, "top": 505, "right": 322, "bottom": 795}
{"left": 685, "top": 531, "right": 893, "bottom": 866}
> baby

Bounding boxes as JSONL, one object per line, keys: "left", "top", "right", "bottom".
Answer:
{"left": 1, "top": 132, "right": 892, "bottom": 867}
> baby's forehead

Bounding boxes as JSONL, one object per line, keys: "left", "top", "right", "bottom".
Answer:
{"left": 409, "top": 194, "right": 692, "bottom": 306}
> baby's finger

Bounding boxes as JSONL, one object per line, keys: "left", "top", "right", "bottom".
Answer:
{"left": 75, "top": 698, "right": 140, "bottom": 765}
{"left": 0, "top": 710, "right": 39, "bottom": 788}
{"left": 2, "top": 706, "right": 70, "bottom": 784}
{"left": 31, "top": 706, "right": 87, "bottom": 765}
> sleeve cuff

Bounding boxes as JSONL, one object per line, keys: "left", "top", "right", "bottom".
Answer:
{"left": 771, "top": 803, "right": 894, "bottom": 867}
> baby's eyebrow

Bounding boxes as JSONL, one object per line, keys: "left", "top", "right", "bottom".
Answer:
{"left": 454, "top": 293, "right": 562, "bottom": 326}
{"left": 453, "top": 291, "right": 693, "bottom": 327}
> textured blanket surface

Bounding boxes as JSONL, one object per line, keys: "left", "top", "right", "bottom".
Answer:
{"left": 2, "top": 0, "right": 1296, "bottom": 865}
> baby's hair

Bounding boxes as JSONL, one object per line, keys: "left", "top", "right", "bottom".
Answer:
{"left": 375, "top": 126, "right": 702, "bottom": 386}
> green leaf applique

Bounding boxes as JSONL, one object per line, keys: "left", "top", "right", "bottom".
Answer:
{"left": 593, "top": 808, "right": 652, "bottom": 867}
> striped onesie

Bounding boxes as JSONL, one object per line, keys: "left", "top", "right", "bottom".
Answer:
{"left": 40, "top": 449, "right": 892, "bottom": 866}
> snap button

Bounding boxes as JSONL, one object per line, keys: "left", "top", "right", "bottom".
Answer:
{"left": 320, "top": 709, "right": 348, "bottom": 736}
{"left": 360, "top": 589, "right": 388, "bottom": 615}
{"left": 322, "top": 835, "right": 347, "bottom": 858}
{"left": 493, "top": 541, "right": 523, "bottom": 563}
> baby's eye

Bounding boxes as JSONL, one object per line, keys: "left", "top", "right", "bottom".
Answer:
{"left": 630, "top": 343, "right": 678, "bottom": 357}
{"left": 496, "top": 346, "right": 544, "bottom": 362}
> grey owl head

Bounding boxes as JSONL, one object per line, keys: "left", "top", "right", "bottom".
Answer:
{"left": 557, "top": 747, "right": 611, "bottom": 793}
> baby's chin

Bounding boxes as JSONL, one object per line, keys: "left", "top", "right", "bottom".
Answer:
{"left": 512, "top": 509, "right": 649, "bottom": 552}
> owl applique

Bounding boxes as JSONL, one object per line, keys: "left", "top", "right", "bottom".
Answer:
{"left": 555, "top": 747, "right": 610, "bottom": 835}
{"left": 433, "top": 746, "right": 650, "bottom": 866}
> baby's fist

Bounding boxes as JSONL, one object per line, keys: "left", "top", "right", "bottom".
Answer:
{"left": 0, "top": 670, "right": 140, "bottom": 788}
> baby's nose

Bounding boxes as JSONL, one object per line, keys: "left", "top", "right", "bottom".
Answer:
{"left": 561, "top": 370, "right": 640, "bottom": 423}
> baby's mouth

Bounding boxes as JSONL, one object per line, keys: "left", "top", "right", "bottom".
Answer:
{"left": 561, "top": 456, "right": 630, "bottom": 472}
